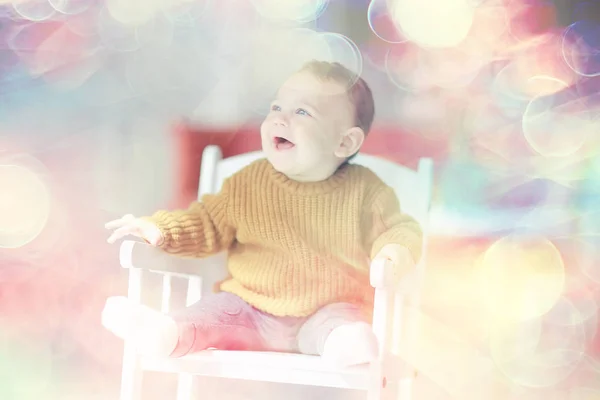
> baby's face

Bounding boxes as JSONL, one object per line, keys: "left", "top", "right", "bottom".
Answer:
{"left": 260, "top": 71, "right": 356, "bottom": 182}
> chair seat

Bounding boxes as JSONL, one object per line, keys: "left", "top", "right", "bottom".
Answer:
{"left": 141, "top": 350, "right": 370, "bottom": 389}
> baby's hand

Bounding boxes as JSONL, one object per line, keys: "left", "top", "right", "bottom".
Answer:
{"left": 105, "top": 214, "right": 163, "bottom": 246}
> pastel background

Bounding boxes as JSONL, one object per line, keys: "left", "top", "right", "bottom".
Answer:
{"left": 0, "top": 0, "right": 599, "bottom": 399}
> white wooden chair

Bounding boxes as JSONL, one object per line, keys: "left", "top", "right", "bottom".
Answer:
{"left": 115, "top": 145, "right": 434, "bottom": 400}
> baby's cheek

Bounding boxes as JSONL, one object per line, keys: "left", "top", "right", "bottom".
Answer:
{"left": 259, "top": 121, "right": 270, "bottom": 135}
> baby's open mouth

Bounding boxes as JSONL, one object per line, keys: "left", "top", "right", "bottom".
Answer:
{"left": 274, "top": 136, "right": 295, "bottom": 150}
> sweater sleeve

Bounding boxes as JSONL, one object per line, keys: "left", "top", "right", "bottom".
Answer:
{"left": 142, "top": 179, "right": 236, "bottom": 258}
{"left": 363, "top": 185, "right": 423, "bottom": 263}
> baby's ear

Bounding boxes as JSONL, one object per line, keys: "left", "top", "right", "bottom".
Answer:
{"left": 334, "top": 127, "right": 365, "bottom": 158}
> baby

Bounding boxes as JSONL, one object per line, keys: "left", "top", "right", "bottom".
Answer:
{"left": 102, "top": 60, "right": 423, "bottom": 368}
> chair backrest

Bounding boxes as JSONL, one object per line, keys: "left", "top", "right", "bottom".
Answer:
{"left": 198, "top": 146, "right": 434, "bottom": 230}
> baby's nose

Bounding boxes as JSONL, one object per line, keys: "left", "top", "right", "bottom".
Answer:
{"left": 272, "top": 110, "right": 290, "bottom": 126}
{"left": 273, "top": 114, "right": 289, "bottom": 126}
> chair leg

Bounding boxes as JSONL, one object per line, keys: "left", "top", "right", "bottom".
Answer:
{"left": 397, "top": 378, "right": 412, "bottom": 400}
{"left": 176, "top": 373, "right": 198, "bottom": 400}
{"left": 367, "top": 380, "right": 399, "bottom": 400}
{"left": 368, "top": 356, "right": 416, "bottom": 400}
{"left": 369, "top": 378, "right": 412, "bottom": 400}
{"left": 120, "top": 343, "right": 143, "bottom": 400}
{"left": 368, "top": 362, "right": 400, "bottom": 400}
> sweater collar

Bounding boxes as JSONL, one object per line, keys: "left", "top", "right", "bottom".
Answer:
{"left": 265, "top": 160, "right": 352, "bottom": 195}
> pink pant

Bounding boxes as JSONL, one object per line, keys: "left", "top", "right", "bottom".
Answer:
{"left": 167, "top": 292, "right": 367, "bottom": 357}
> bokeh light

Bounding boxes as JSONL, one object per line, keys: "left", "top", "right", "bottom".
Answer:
{"left": 549, "top": 288, "right": 598, "bottom": 348}
{"left": 48, "top": 0, "right": 93, "bottom": 15}
{"left": 477, "top": 235, "right": 565, "bottom": 323}
{"left": 562, "top": 20, "right": 600, "bottom": 78}
{"left": 0, "top": 160, "right": 51, "bottom": 249}
{"left": 390, "top": 0, "right": 475, "bottom": 48}
{"left": 461, "top": 2, "right": 510, "bottom": 55}
{"left": 489, "top": 298, "right": 586, "bottom": 388}
{"left": 250, "top": 0, "right": 328, "bottom": 23}
{"left": 385, "top": 42, "right": 428, "bottom": 91}
{"left": 367, "top": 0, "right": 406, "bottom": 43}
{"left": 522, "top": 80, "right": 596, "bottom": 157}
{"left": 507, "top": 0, "right": 557, "bottom": 43}
{"left": 64, "top": 3, "right": 102, "bottom": 36}
{"left": 106, "top": 0, "right": 160, "bottom": 26}
{"left": 319, "top": 32, "right": 363, "bottom": 79}
{"left": 12, "top": 0, "right": 57, "bottom": 21}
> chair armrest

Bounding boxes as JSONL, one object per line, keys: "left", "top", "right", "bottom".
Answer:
{"left": 369, "top": 258, "right": 419, "bottom": 294}
{"left": 119, "top": 240, "right": 207, "bottom": 277}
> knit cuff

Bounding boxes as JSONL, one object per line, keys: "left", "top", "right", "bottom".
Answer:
{"left": 370, "top": 229, "right": 422, "bottom": 265}
{"left": 140, "top": 215, "right": 169, "bottom": 248}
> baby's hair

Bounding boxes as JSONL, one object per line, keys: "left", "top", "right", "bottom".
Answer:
{"left": 298, "top": 60, "right": 375, "bottom": 161}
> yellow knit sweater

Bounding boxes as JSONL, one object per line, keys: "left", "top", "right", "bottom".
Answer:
{"left": 146, "top": 159, "right": 422, "bottom": 317}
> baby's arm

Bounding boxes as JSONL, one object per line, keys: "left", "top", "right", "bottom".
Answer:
{"left": 363, "top": 185, "right": 423, "bottom": 271}
{"left": 143, "top": 180, "right": 236, "bottom": 258}
{"left": 106, "top": 179, "right": 236, "bottom": 258}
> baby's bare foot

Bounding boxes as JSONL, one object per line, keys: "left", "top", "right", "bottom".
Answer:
{"left": 102, "top": 296, "right": 179, "bottom": 357}
{"left": 321, "top": 322, "right": 378, "bottom": 368}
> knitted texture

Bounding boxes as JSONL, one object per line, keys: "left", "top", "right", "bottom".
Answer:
{"left": 146, "top": 159, "right": 422, "bottom": 317}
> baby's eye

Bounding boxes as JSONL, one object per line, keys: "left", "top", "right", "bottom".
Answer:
{"left": 296, "top": 108, "right": 311, "bottom": 116}
{"left": 271, "top": 104, "right": 281, "bottom": 112}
